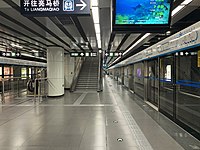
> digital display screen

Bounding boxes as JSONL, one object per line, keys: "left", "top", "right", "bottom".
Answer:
{"left": 115, "top": 0, "right": 171, "bottom": 25}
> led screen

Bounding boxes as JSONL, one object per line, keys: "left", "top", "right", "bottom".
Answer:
{"left": 115, "top": 0, "right": 171, "bottom": 25}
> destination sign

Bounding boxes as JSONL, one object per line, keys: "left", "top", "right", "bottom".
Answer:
{"left": 20, "top": 0, "right": 90, "bottom": 16}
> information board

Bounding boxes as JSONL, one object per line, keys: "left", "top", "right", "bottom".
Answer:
{"left": 21, "top": 0, "right": 90, "bottom": 16}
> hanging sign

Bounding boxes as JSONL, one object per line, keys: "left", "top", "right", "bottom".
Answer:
{"left": 20, "top": 0, "right": 90, "bottom": 16}
{"left": 70, "top": 52, "right": 97, "bottom": 57}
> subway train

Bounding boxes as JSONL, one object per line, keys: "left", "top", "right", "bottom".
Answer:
{"left": 0, "top": 56, "right": 46, "bottom": 98}
{"left": 108, "top": 21, "right": 200, "bottom": 140}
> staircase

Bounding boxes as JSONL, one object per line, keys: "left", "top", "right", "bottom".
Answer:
{"left": 75, "top": 57, "right": 99, "bottom": 90}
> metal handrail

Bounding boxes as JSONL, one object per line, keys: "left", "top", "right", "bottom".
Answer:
{"left": 34, "top": 78, "right": 48, "bottom": 102}
{"left": 97, "top": 53, "right": 103, "bottom": 92}
{"left": 70, "top": 57, "right": 85, "bottom": 92}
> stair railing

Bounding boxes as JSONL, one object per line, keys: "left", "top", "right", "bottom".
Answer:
{"left": 70, "top": 57, "right": 85, "bottom": 92}
{"left": 97, "top": 53, "right": 103, "bottom": 92}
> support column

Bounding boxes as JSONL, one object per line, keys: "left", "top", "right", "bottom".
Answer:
{"left": 47, "top": 47, "right": 64, "bottom": 96}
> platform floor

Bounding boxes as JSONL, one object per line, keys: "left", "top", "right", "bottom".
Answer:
{"left": 0, "top": 76, "right": 199, "bottom": 150}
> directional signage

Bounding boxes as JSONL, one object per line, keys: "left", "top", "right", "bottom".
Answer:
{"left": 105, "top": 52, "right": 122, "bottom": 57}
{"left": 70, "top": 52, "right": 97, "bottom": 57}
{"left": 0, "top": 51, "right": 21, "bottom": 58}
{"left": 20, "top": 0, "right": 90, "bottom": 16}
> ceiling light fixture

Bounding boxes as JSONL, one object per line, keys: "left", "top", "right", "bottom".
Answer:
{"left": 92, "top": 2, "right": 101, "bottom": 49}
{"left": 171, "top": 0, "right": 193, "bottom": 16}
{"left": 94, "top": 24, "right": 100, "bottom": 34}
{"left": 11, "top": 43, "right": 23, "bottom": 49}
{"left": 92, "top": 7, "right": 99, "bottom": 24}
{"left": 91, "top": 0, "right": 98, "bottom": 7}
{"left": 112, "top": 56, "right": 120, "bottom": 64}
{"left": 123, "top": 33, "right": 151, "bottom": 56}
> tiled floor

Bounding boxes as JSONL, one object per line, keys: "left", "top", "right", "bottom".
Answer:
{"left": 0, "top": 76, "right": 199, "bottom": 150}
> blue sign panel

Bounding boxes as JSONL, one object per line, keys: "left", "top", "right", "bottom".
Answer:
{"left": 20, "top": 0, "right": 90, "bottom": 16}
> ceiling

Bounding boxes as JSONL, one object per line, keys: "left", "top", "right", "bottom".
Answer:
{"left": 0, "top": 0, "right": 199, "bottom": 64}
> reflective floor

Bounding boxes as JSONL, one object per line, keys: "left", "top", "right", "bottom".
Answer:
{"left": 0, "top": 76, "right": 199, "bottom": 150}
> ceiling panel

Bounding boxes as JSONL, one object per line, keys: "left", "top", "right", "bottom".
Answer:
{"left": 110, "top": 34, "right": 125, "bottom": 52}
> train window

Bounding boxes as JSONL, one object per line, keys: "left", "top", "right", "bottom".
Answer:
{"left": 29, "top": 68, "right": 32, "bottom": 78}
{"left": 165, "top": 65, "right": 172, "bottom": 81}
{"left": 21, "top": 68, "right": 27, "bottom": 79}
{"left": 4, "top": 66, "right": 13, "bottom": 79}
{"left": 0, "top": 67, "right": 2, "bottom": 81}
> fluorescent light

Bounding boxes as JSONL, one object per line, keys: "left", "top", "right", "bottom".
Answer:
{"left": 123, "top": 33, "right": 151, "bottom": 56}
{"left": 91, "top": 0, "right": 98, "bottom": 7}
{"left": 94, "top": 23, "right": 100, "bottom": 34}
{"left": 181, "top": 0, "right": 192, "bottom": 5}
{"left": 112, "top": 57, "right": 120, "bottom": 64}
{"left": 97, "top": 40, "right": 101, "bottom": 48}
{"left": 171, "top": 0, "right": 193, "bottom": 16}
{"left": 11, "top": 43, "right": 23, "bottom": 49}
{"left": 171, "top": 5, "right": 184, "bottom": 16}
{"left": 92, "top": 7, "right": 99, "bottom": 24}
{"left": 32, "top": 50, "right": 38, "bottom": 52}
{"left": 96, "top": 33, "right": 101, "bottom": 41}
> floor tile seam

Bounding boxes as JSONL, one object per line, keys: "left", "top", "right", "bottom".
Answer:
{"left": 0, "top": 106, "right": 37, "bottom": 128}
{"left": 104, "top": 105, "right": 109, "bottom": 150}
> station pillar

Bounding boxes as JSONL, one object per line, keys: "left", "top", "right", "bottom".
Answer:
{"left": 47, "top": 47, "right": 64, "bottom": 96}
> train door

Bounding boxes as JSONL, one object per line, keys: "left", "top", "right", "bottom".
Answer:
{"left": 159, "top": 55, "right": 175, "bottom": 118}
{"left": 147, "top": 59, "right": 159, "bottom": 107}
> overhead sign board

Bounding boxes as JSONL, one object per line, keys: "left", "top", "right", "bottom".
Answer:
{"left": 70, "top": 52, "right": 97, "bottom": 57}
{"left": 0, "top": 51, "right": 21, "bottom": 58}
{"left": 20, "top": 0, "right": 90, "bottom": 16}
{"left": 105, "top": 52, "right": 122, "bottom": 57}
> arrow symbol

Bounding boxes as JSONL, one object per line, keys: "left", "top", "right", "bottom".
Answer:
{"left": 185, "top": 52, "right": 189, "bottom": 55}
{"left": 105, "top": 53, "right": 109, "bottom": 56}
{"left": 80, "top": 53, "right": 84, "bottom": 56}
{"left": 76, "top": 0, "right": 87, "bottom": 10}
